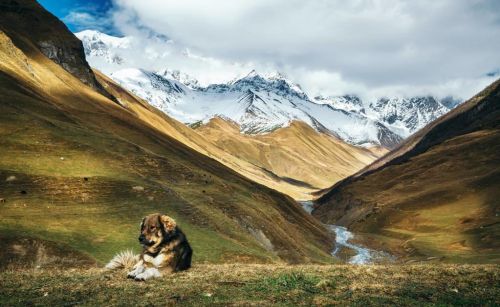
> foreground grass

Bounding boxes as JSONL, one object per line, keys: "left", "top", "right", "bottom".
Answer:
{"left": 1, "top": 264, "right": 498, "bottom": 306}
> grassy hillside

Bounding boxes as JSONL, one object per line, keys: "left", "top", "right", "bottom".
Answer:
{"left": 95, "top": 71, "right": 362, "bottom": 200}
{"left": 196, "top": 118, "right": 381, "bottom": 200}
{"left": 1, "top": 264, "right": 498, "bottom": 305}
{"left": 313, "top": 80, "right": 500, "bottom": 263}
{"left": 0, "top": 1, "right": 335, "bottom": 265}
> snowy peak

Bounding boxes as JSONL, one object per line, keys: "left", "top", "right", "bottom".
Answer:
{"left": 77, "top": 30, "right": 462, "bottom": 149}
{"left": 75, "top": 30, "right": 130, "bottom": 66}
{"left": 243, "top": 69, "right": 259, "bottom": 79}
{"left": 315, "top": 95, "right": 365, "bottom": 114}
{"left": 369, "top": 96, "right": 451, "bottom": 136}
{"left": 157, "top": 68, "right": 200, "bottom": 89}
{"left": 76, "top": 30, "right": 127, "bottom": 44}
{"left": 229, "top": 70, "right": 308, "bottom": 101}
{"left": 315, "top": 94, "right": 459, "bottom": 137}
{"left": 75, "top": 30, "right": 130, "bottom": 55}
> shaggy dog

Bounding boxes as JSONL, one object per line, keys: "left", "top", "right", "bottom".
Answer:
{"left": 121, "top": 213, "right": 192, "bottom": 281}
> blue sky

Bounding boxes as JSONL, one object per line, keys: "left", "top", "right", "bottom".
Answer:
{"left": 38, "top": 0, "right": 119, "bottom": 35}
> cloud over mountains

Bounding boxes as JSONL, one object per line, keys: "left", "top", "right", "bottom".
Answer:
{"left": 98, "top": 0, "right": 500, "bottom": 98}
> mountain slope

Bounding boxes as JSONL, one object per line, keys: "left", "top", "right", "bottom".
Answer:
{"left": 95, "top": 70, "right": 379, "bottom": 200}
{"left": 0, "top": 1, "right": 111, "bottom": 97}
{"left": 312, "top": 80, "right": 500, "bottom": 263}
{"left": 196, "top": 118, "right": 381, "bottom": 195}
{"left": 0, "top": 0, "right": 335, "bottom": 264}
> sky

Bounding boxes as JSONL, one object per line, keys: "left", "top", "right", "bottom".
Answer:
{"left": 39, "top": 0, "right": 118, "bottom": 34}
{"left": 39, "top": 0, "right": 500, "bottom": 100}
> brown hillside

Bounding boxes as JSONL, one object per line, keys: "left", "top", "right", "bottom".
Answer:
{"left": 196, "top": 117, "right": 380, "bottom": 199}
{"left": 313, "top": 79, "right": 500, "bottom": 263}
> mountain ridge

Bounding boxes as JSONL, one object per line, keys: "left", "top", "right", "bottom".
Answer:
{"left": 75, "top": 30, "right": 462, "bottom": 149}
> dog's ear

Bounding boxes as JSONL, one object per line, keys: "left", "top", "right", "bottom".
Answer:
{"left": 160, "top": 215, "right": 177, "bottom": 233}
{"left": 140, "top": 217, "right": 145, "bottom": 230}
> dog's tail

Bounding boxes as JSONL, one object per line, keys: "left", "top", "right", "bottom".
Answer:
{"left": 105, "top": 250, "right": 139, "bottom": 270}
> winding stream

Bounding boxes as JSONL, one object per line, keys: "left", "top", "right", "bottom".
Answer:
{"left": 299, "top": 201, "right": 379, "bottom": 265}
{"left": 329, "top": 225, "right": 373, "bottom": 264}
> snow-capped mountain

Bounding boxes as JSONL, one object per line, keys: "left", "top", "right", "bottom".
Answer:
{"left": 107, "top": 68, "right": 403, "bottom": 147}
{"left": 77, "top": 30, "right": 131, "bottom": 65}
{"left": 314, "top": 95, "right": 366, "bottom": 114}
{"left": 370, "top": 96, "right": 451, "bottom": 136}
{"left": 75, "top": 30, "right": 461, "bottom": 148}
{"left": 314, "top": 95, "right": 461, "bottom": 138}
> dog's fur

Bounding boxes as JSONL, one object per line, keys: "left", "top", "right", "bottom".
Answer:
{"left": 125, "top": 213, "right": 192, "bottom": 281}
{"left": 105, "top": 250, "right": 139, "bottom": 270}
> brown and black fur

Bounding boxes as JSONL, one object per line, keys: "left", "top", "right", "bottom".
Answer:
{"left": 127, "top": 213, "right": 192, "bottom": 281}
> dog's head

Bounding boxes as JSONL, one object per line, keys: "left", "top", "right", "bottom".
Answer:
{"left": 138, "top": 213, "right": 177, "bottom": 253}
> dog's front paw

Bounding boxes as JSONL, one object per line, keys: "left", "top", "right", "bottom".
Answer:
{"left": 133, "top": 268, "right": 161, "bottom": 281}
{"left": 127, "top": 264, "right": 145, "bottom": 279}
{"left": 127, "top": 269, "right": 141, "bottom": 279}
{"left": 133, "top": 272, "right": 147, "bottom": 281}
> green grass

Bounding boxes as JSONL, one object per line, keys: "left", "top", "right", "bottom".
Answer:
{"left": 0, "top": 264, "right": 498, "bottom": 306}
{"left": 0, "top": 175, "right": 273, "bottom": 264}
{"left": 247, "top": 272, "right": 321, "bottom": 295}
{"left": 0, "top": 106, "right": 274, "bottom": 264}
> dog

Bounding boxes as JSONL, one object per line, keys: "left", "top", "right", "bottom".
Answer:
{"left": 125, "top": 213, "right": 192, "bottom": 281}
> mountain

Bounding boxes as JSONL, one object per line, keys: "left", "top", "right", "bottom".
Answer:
{"left": 104, "top": 67, "right": 404, "bottom": 148}
{"left": 78, "top": 29, "right": 131, "bottom": 65}
{"left": 195, "top": 118, "right": 382, "bottom": 196}
{"left": 0, "top": 0, "right": 335, "bottom": 265}
{"left": 76, "top": 30, "right": 463, "bottom": 150}
{"left": 314, "top": 95, "right": 461, "bottom": 138}
{"left": 97, "top": 69, "right": 376, "bottom": 200}
{"left": 75, "top": 31, "right": 389, "bottom": 198}
{"left": 312, "top": 79, "right": 500, "bottom": 263}
{"left": 0, "top": 4, "right": 117, "bottom": 102}
{"left": 78, "top": 31, "right": 451, "bottom": 149}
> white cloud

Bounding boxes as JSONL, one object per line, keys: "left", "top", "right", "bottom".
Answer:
{"left": 64, "top": 11, "right": 97, "bottom": 26}
{"left": 64, "top": 11, "right": 114, "bottom": 33}
{"left": 109, "top": 0, "right": 500, "bottom": 99}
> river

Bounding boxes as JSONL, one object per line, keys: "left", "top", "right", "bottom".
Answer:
{"left": 299, "top": 201, "right": 384, "bottom": 265}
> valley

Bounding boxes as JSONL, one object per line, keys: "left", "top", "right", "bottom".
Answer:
{"left": 0, "top": 1, "right": 499, "bottom": 305}
{"left": 313, "top": 79, "right": 500, "bottom": 264}
{"left": 74, "top": 30, "right": 466, "bottom": 201}
{"left": 195, "top": 118, "right": 382, "bottom": 199}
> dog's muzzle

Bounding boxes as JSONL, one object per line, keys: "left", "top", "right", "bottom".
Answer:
{"left": 138, "top": 234, "right": 153, "bottom": 246}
